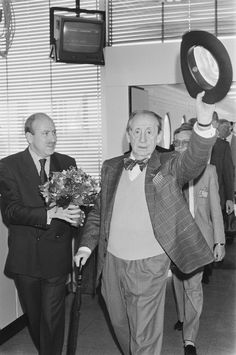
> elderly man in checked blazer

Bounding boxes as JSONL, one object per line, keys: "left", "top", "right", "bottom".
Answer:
{"left": 75, "top": 92, "right": 216, "bottom": 355}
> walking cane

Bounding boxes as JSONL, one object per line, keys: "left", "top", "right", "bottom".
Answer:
{"left": 66, "top": 260, "right": 83, "bottom": 355}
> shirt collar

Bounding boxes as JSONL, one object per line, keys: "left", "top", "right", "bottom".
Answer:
{"left": 28, "top": 146, "right": 49, "bottom": 162}
{"left": 28, "top": 146, "right": 50, "bottom": 174}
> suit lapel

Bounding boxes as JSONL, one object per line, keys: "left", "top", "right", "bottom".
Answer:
{"left": 105, "top": 158, "right": 124, "bottom": 218}
{"left": 49, "top": 153, "right": 61, "bottom": 174}
{"left": 23, "top": 150, "right": 61, "bottom": 180}
{"left": 23, "top": 148, "right": 41, "bottom": 184}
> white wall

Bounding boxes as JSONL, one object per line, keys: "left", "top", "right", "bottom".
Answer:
{"left": 101, "top": 39, "right": 236, "bottom": 159}
{"left": 0, "top": 212, "right": 23, "bottom": 328}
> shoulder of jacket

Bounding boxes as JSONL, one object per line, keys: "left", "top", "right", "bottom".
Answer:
{"left": 159, "top": 150, "right": 177, "bottom": 164}
{"left": 103, "top": 155, "right": 124, "bottom": 166}
{"left": 53, "top": 151, "right": 75, "bottom": 161}
{"left": 1, "top": 150, "right": 25, "bottom": 164}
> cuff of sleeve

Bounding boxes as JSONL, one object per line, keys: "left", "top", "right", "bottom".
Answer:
{"left": 47, "top": 210, "right": 52, "bottom": 225}
{"left": 214, "top": 243, "right": 225, "bottom": 249}
{"left": 194, "top": 122, "right": 216, "bottom": 138}
{"left": 79, "top": 246, "right": 92, "bottom": 255}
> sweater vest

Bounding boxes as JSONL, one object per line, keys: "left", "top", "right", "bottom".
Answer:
{"left": 107, "top": 169, "right": 164, "bottom": 260}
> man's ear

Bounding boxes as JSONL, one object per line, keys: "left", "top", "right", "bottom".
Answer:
{"left": 25, "top": 132, "right": 33, "bottom": 144}
{"left": 156, "top": 131, "right": 163, "bottom": 145}
{"left": 126, "top": 131, "right": 131, "bottom": 144}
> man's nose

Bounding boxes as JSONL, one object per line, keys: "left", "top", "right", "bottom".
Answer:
{"left": 139, "top": 131, "right": 147, "bottom": 142}
{"left": 48, "top": 132, "right": 57, "bottom": 142}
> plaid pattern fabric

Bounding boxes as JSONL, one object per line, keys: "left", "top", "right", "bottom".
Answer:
{"left": 80, "top": 130, "right": 217, "bottom": 283}
{"left": 123, "top": 157, "right": 148, "bottom": 171}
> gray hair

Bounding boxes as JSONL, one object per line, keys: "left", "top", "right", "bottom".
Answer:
{"left": 174, "top": 122, "right": 193, "bottom": 137}
{"left": 126, "top": 110, "right": 162, "bottom": 134}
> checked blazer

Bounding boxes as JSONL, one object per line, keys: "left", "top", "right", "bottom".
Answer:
{"left": 79, "top": 129, "right": 216, "bottom": 284}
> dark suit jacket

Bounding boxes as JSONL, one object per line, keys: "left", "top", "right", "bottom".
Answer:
{"left": 0, "top": 148, "right": 76, "bottom": 279}
{"left": 210, "top": 137, "right": 234, "bottom": 210}
{"left": 231, "top": 134, "right": 236, "bottom": 191}
{"left": 79, "top": 130, "right": 216, "bottom": 284}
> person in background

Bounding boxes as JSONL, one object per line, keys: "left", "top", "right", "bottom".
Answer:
{"left": 189, "top": 114, "right": 234, "bottom": 278}
{"left": 0, "top": 113, "right": 81, "bottom": 355}
{"left": 210, "top": 116, "right": 234, "bottom": 215}
{"left": 188, "top": 117, "right": 197, "bottom": 127}
{"left": 74, "top": 92, "right": 216, "bottom": 355}
{"left": 231, "top": 122, "right": 236, "bottom": 193}
{"left": 210, "top": 117, "right": 234, "bottom": 244}
{"left": 190, "top": 113, "right": 234, "bottom": 212}
{"left": 172, "top": 123, "right": 225, "bottom": 355}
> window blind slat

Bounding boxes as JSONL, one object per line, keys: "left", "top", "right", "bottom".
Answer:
{"left": 107, "top": 0, "right": 236, "bottom": 110}
{"left": 108, "top": 0, "right": 236, "bottom": 45}
{"left": 0, "top": 0, "right": 102, "bottom": 177}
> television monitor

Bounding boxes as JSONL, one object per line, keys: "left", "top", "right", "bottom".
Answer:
{"left": 53, "top": 15, "right": 105, "bottom": 65}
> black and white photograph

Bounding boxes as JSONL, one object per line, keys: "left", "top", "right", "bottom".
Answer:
{"left": 0, "top": 1, "right": 235, "bottom": 354}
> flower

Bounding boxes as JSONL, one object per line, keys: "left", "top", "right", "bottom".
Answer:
{"left": 39, "top": 166, "right": 100, "bottom": 223}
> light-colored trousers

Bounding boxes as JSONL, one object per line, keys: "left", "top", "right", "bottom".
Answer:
{"left": 101, "top": 252, "right": 170, "bottom": 355}
{"left": 172, "top": 271, "right": 203, "bottom": 343}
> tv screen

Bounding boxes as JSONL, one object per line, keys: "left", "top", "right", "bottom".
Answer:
{"left": 54, "top": 15, "right": 105, "bottom": 65}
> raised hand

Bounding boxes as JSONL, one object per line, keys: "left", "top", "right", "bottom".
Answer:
{"left": 196, "top": 91, "right": 215, "bottom": 126}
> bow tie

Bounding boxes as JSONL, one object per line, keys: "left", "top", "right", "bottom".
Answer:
{"left": 123, "top": 157, "right": 149, "bottom": 171}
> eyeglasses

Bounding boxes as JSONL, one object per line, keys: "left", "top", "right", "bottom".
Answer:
{"left": 173, "top": 140, "right": 190, "bottom": 148}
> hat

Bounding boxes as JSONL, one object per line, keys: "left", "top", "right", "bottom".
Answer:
{"left": 180, "top": 30, "right": 233, "bottom": 104}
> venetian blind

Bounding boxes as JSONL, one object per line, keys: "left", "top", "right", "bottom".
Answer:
{"left": 108, "top": 0, "right": 236, "bottom": 45}
{"left": 0, "top": 0, "right": 102, "bottom": 177}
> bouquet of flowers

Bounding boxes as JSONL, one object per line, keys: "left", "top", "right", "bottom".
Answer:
{"left": 39, "top": 166, "right": 100, "bottom": 224}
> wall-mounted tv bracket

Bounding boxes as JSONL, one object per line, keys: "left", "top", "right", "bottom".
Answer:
{"left": 49, "top": 6, "right": 105, "bottom": 62}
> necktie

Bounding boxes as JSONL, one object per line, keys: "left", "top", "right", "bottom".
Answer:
{"left": 123, "top": 157, "right": 148, "bottom": 171}
{"left": 39, "top": 158, "right": 47, "bottom": 184}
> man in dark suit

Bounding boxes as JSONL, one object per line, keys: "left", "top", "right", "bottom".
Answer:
{"left": 210, "top": 118, "right": 234, "bottom": 247}
{"left": 0, "top": 113, "right": 81, "bottom": 355}
{"left": 188, "top": 115, "right": 234, "bottom": 212}
{"left": 231, "top": 122, "right": 236, "bottom": 192}
{"left": 210, "top": 118, "right": 234, "bottom": 215}
{"left": 75, "top": 92, "right": 216, "bottom": 355}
